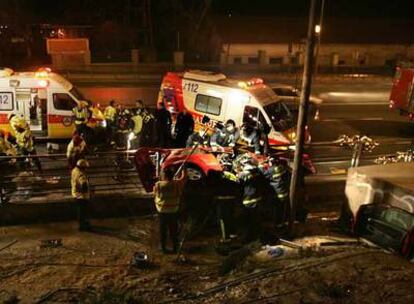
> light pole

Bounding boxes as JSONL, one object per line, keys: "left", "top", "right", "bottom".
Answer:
{"left": 314, "top": 0, "right": 325, "bottom": 75}
{"left": 288, "top": 0, "right": 317, "bottom": 232}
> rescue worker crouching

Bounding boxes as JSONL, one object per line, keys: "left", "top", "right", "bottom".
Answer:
{"left": 67, "top": 133, "right": 87, "bottom": 170}
{"left": 72, "top": 101, "right": 90, "bottom": 137}
{"left": 153, "top": 168, "right": 187, "bottom": 254}
{"left": 8, "top": 114, "right": 42, "bottom": 171}
{"left": 71, "top": 159, "right": 92, "bottom": 231}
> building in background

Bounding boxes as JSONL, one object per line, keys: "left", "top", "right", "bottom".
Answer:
{"left": 214, "top": 16, "right": 414, "bottom": 68}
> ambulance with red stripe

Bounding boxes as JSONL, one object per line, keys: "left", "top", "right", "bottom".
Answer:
{"left": 158, "top": 70, "right": 307, "bottom": 147}
{"left": 0, "top": 67, "right": 102, "bottom": 139}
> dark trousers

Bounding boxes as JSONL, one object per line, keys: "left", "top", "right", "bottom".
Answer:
{"left": 159, "top": 212, "right": 178, "bottom": 253}
{"left": 19, "top": 148, "right": 42, "bottom": 171}
{"left": 76, "top": 199, "right": 91, "bottom": 231}
{"left": 242, "top": 206, "right": 261, "bottom": 243}
{"left": 216, "top": 199, "right": 235, "bottom": 240}
{"left": 106, "top": 120, "right": 117, "bottom": 144}
{"left": 75, "top": 123, "right": 88, "bottom": 136}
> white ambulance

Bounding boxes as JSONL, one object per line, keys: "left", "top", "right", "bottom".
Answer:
{"left": 0, "top": 67, "right": 101, "bottom": 139}
{"left": 158, "top": 70, "right": 308, "bottom": 146}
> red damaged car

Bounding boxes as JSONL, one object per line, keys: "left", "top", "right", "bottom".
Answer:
{"left": 134, "top": 146, "right": 315, "bottom": 193}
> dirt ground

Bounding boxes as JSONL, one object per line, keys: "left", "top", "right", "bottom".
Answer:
{"left": 0, "top": 214, "right": 413, "bottom": 304}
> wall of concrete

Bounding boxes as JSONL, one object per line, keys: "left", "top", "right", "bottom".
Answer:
{"left": 222, "top": 43, "right": 414, "bottom": 66}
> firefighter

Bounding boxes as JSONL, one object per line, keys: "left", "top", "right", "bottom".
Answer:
{"left": 67, "top": 133, "right": 87, "bottom": 170}
{"left": 174, "top": 109, "right": 194, "bottom": 148}
{"left": 155, "top": 102, "right": 172, "bottom": 148}
{"left": 210, "top": 120, "right": 240, "bottom": 150}
{"left": 115, "top": 106, "right": 132, "bottom": 148}
{"left": 153, "top": 168, "right": 186, "bottom": 253}
{"left": 104, "top": 100, "right": 118, "bottom": 145}
{"left": 71, "top": 159, "right": 91, "bottom": 231}
{"left": 8, "top": 113, "right": 29, "bottom": 135}
{"left": 210, "top": 123, "right": 226, "bottom": 151}
{"left": 72, "top": 101, "right": 90, "bottom": 137}
{"left": 186, "top": 128, "right": 209, "bottom": 148}
{"left": 224, "top": 119, "right": 240, "bottom": 148}
{"left": 237, "top": 158, "right": 266, "bottom": 242}
{"left": 263, "top": 157, "right": 290, "bottom": 225}
{"left": 240, "top": 123, "right": 261, "bottom": 155}
{"left": 209, "top": 170, "right": 241, "bottom": 242}
{"left": 130, "top": 108, "right": 143, "bottom": 149}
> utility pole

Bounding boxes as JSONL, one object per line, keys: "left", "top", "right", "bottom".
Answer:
{"left": 288, "top": 0, "right": 317, "bottom": 232}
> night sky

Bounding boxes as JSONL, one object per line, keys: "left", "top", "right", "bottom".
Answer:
{"left": 20, "top": 0, "right": 414, "bottom": 21}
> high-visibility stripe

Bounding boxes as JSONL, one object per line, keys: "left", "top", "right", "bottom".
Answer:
{"left": 243, "top": 196, "right": 262, "bottom": 207}
{"left": 216, "top": 196, "right": 237, "bottom": 200}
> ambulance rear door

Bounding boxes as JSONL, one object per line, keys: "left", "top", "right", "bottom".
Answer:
{"left": 14, "top": 88, "right": 48, "bottom": 134}
{"left": 47, "top": 88, "right": 77, "bottom": 138}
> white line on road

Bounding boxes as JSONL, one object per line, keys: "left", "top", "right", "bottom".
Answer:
{"left": 320, "top": 117, "right": 384, "bottom": 122}
{"left": 322, "top": 102, "right": 389, "bottom": 106}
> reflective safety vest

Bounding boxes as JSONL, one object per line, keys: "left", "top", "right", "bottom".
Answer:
{"left": 71, "top": 167, "right": 90, "bottom": 200}
{"left": 72, "top": 107, "right": 89, "bottom": 125}
{"left": 104, "top": 106, "right": 117, "bottom": 122}
{"left": 131, "top": 114, "right": 143, "bottom": 135}
{"left": 154, "top": 180, "right": 183, "bottom": 213}
{"left": 9, "top": 115, "right": 29, "bottom": 135}
{"left": 268, "top": 165, "right": 289, "bottom": 200}
{"left": 66, "top": 139, "right": 86, "bottom": 159}
{"left": 223, "top": 171, "right": 238, "bottom": 182}
{"left": 15, "top": 129, "right": 34, "bottom": 151}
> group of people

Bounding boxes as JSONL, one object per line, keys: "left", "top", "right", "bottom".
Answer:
{"left": 153, "top": 153, "right": 292, "bottom": 254}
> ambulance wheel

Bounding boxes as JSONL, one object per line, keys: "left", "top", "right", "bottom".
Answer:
{"left": 185, "top": 164, "right": 205, "bottom": 182}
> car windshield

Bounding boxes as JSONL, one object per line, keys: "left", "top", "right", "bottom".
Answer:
{"left": 69, "top": 87, "right": 85, "bottom": 101}
{"left": 264, "top": 102, "right": 295, "bottom": 131}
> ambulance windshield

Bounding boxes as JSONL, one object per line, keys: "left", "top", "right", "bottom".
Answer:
{"left": 263, "top": 102, "right": 295, "bottom": 131}
{"left": 69, "top": 87, "right": 84, "bottom": 101}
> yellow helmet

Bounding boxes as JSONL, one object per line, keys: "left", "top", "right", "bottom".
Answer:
{"left": 76, "top": 159, "right": 90, "bottom": 168}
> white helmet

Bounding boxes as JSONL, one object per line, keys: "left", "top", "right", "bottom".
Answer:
{"left": 76, "top": 159, "right": 90, "bottom": 168}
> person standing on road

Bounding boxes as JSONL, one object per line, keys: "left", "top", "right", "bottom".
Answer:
{"left": 174, "top": 109, "right": 194, "bottom": 148}
{"left": 130, "top": 109, "right": 144, "bottom": 149}
{"left": 209, "top": 170, "right": 241, "bottom": 242}
{"left": 237, "top": 159, "right": 266, "bottom": 242}
{"left": 72, "top": 101, "right": 90, "bottom": 137}
{"left": 155, "top": 102, "right": 172, "bottom": 148}
{"left": 71, "top": 159, "right": 92, "bottom": 231}
{"left": 67, "top": 133, "right": 87, "bottom": 170}
{"left": 262, "top": 157, "right": 290, "bottom": 226}
{"left": 153, "top": 168, "right": 186, "bottom": 253}
{"left": 104, "top": 100, "right": 118, "bottom": 145}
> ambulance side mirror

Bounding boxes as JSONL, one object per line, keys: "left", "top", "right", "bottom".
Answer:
{"left": 201, "top": 115, "right": 210, "bottom": 124}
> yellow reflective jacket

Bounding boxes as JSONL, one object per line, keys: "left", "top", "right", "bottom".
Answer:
{"left": 131, "top": 114, "right": 143, "bottom": 135}
{"left": 104, "top": 106, "right": 117, "bottom": 122}
{"left": 66, "top": 139, "right": 86, "bottom": 159}
{"left": 15, "top": 129, "right": 34, "bottom": 151}
{"left": 71, "top": 167, "right": 90, "bottom": 199}
{"left": 154, "top": 180, "right": 184, "bottom": 213}
{"left": 72, "top": 107, "right": 89, "bottom": 125}
{"left": 9, "top": 115, "right": 29, "bottom": 135}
